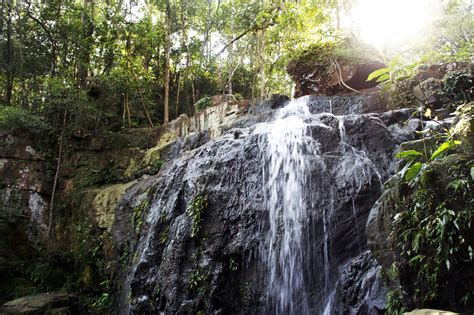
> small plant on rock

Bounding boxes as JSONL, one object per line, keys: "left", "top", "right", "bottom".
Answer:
{"left": 131, "top": 199, "right": 149, "bottom": 233}
{"left": 443, "top": 70, "right": 473, "bottom": 103}
{"left": 187, "top": 195, "right": 208, "bottom": 238}
{"left": 189, "top": 268, "right": 208, "bottom": 293}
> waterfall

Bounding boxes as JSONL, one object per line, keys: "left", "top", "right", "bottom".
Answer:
{"left": 121, "top": 94, "right": 399, "bottom": 314}
{"left": 260, "top": 97, "right": 320, "bottom": 313}
{"left": 258, "top": 97, "right": 383, "bottom": 314}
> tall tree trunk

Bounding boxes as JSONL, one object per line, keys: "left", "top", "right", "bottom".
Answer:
{"left": 175, "top": 72, "right": 180, "bottom": 118}
{"left": 227, "top": 0, "right": 234, "bottom": 95}
{"left": 258, "top": 30, "right": 265, "bottom": 99}
{"left": 5, "top": 0, "right": 13, "bottom": 105}
{"left": 163, "top": 0, "right": 171, "bottom": 124}
{"left": 78, "top": 0, "right": 94, "bottom": 86}
{"left": 48, "top": 110, "right": 67, "bottom": 241}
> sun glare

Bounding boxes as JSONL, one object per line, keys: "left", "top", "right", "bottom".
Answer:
{"left": 348, "top": 0, "right": 441, "bottom": 50}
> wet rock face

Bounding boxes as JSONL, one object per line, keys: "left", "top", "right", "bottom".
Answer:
{"left": 333, "top": 251, "right": 388, "bottom": 315}
{"left": 115, "top": 98, "right": 416, "bottom": 314}
{"left": 306, "top": 93, "right": 390, "bottom": 115}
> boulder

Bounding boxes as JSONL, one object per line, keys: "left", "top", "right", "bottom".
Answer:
{"left": 287, "top": 40, "right": 385, "bottom": 97}
{"left": 414, "top": 62, "right": 469, "bottom": 81}
{"left": 0, "top": 292, "right": 76, "bottom": 314}
{"left": 413, "top": 78, "right": 447, "bottom": 108}
{"left": 333, "top": 251, "right": 388, "bottom": 314}
{"left": 269, "top": 94, "right": 290, "bottom": 109}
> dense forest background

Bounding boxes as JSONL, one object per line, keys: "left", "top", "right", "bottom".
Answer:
{"left": 0, "top": 0, "right": 471, "bottom": 135}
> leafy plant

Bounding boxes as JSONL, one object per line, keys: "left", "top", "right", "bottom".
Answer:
{"left": 194, "top": 97, "right": 212, "bottom": 111}
{"left": 366, "top": 56, "right": 420, "bottom": 89}
{"left": 229, "top": 257, "right": 239, "bottom": 271}
{"left": 158, "top": 229, "right": 168, "bottom": 245}
{"left": 0, "top": 106, "right": 51, "bottom": 136}
{"left": 187, "top": 195, "right": 208, "bottom": 238}
{"left": 131, "top": 199, "right": 149, "bottom": 233}
{"left": 386, "top": 97, "right": 474, "bottom": 311}
{"left": 388, "top": 157, "right": 474, "bottom": 309}
{"left": 188, "top": 268, "right": 208, "bottom": 293}
{"left": 396, "top": 139, "right": 461, "bottom": 182}
{"left": 443, "top": 70, "right": 473, "bottom": 103}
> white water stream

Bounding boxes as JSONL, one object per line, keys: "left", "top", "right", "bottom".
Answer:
{"left": 257, "top": 96, "right": 382, "bottom": 314}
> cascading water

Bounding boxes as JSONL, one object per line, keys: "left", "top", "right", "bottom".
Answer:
{"left": 257, "top": 96, "right": 383, "bottom": 314}
{"left": 260, "top": 97, "right": 321, "bottom": 313}
{"left": 119, "top": 94, "right": 407, "bottom": 314}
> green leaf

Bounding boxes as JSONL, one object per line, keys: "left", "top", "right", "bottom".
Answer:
{"left": 394, "top": 74, "right": 412, "bottom": 81}
{"left": 376, "top": 73, "right": 390, "bottom": 82}
{"left": 430, "top": 140, "right": 461, "bottom": 160}
{"left": 405, "top": 162, "right": 422, "bottom": 181}
{"left": 396, "top": 150, "right": 423, "bottom": 159}
{"left": 367, "top": 68, "right": 390, "bottom": 81}
{"left": 470, "top": 167, "right": 474, "bottom": 180}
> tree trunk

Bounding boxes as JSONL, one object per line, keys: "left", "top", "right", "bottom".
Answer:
{"left": 48, "top": 110, "right": 67, "bottom": 241}
{"left": 77, "top": 0, "right": 94, "bottom": 86}
{"left": 5, "top": 0, "right": 13, "bottom": 105}
{"left": 163, "top": 0, "right": 171, "bottom": 124}
{"left": 258, "top": 30, "right": 266, "bottom": 99}
{"left": 227, "top": 0, "right": 234, "bottom": 95}
{"left": 175, "top": 72, "right": 180, "bottom": 118}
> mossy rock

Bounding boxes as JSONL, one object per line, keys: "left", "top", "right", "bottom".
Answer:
{"left": 90, "top": 181, "right": 137, "bottom": 231}
{"left": 287, "top": 38, "right": 385, "bottom": 96}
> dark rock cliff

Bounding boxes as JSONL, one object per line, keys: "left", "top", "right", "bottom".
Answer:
{"left": 111, "top": 94, "right": 418, "bottom": 314}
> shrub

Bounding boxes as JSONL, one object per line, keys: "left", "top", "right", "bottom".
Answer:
{"left": 443, "top": 70, "right": 473, "bottom": 103}
{"left": 0, "top": 106, "right": 50, "bottom": 135}
{"left": 193, "top": 97, "right": 212, "bottom": 111}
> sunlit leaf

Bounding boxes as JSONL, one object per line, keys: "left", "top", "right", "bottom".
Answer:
{"left": 367, "top": 68, "right": 389, "bottom": 81}
{"left": 394, "top": 74, "right": 412, "bottom": 81}
{"left": 396, "top": 150, "right": 423, "bottom": 159}
{"left": 424, "top": 108, "right": 432, "bottom": 118}
{"left": 430, "top": 140, "right": 461, "bottom": 160}
{"left": 376, "top": 73, "right": 390, "bottom": 82}
{"left": 405, "top": 162, "right": 422, "bottom": 181}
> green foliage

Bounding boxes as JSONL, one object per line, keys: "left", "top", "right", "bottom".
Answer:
{"left": 193, "top": 97, "right": 212, "bottom": 111}
{"left": 131, "top": 199, "right": 149, "bottom": 233}
{"left": 0, "top": 106, "right": 50, "bottom": 135}
{"left": 443, "top": 71, "right": 473, "bottom": 103}
{"left": 152, "top": 160, "right": 164, "bottom": 174}
{"left": 388, "top": 79, "right": 419, "bottom": 109}
{"left": 71, "top": 222, "right": 114, "bottom": 313}
{"left": 389, "top": 156, "right": 473, "bottom": 309}
{"left": 187, "top": 195, "right": 208, "bottom": 238}
{"left": 229, "top": 257, "right": 239, "bottom": 272}
{"left": 386, "top": 287, "right": 405, "bottom": 315}
{"left": 388, "top": 100, "right": 474, "bottom": 310}
{"left": 366, "top": 57, "right": 420, "bottom": 90}
{"left": 158, "top": 229, "right": 169, "bottom": 245}
{"left": 430, "top": 140, "right": 461, "bottom": 160}
{"left": 411, "top": 0, "right": 473, "bottom": 63}
{"left": 396, "top": 102, "right": 467, "bottom": 183}
{"left": 288, "top": 41, "right": 337, "bottom": 72}
{"left": 75, "top": 163, "right": 120, "bottom": 188}
{"left": 188, "top": 268, "right": 208, "bottom": 293}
